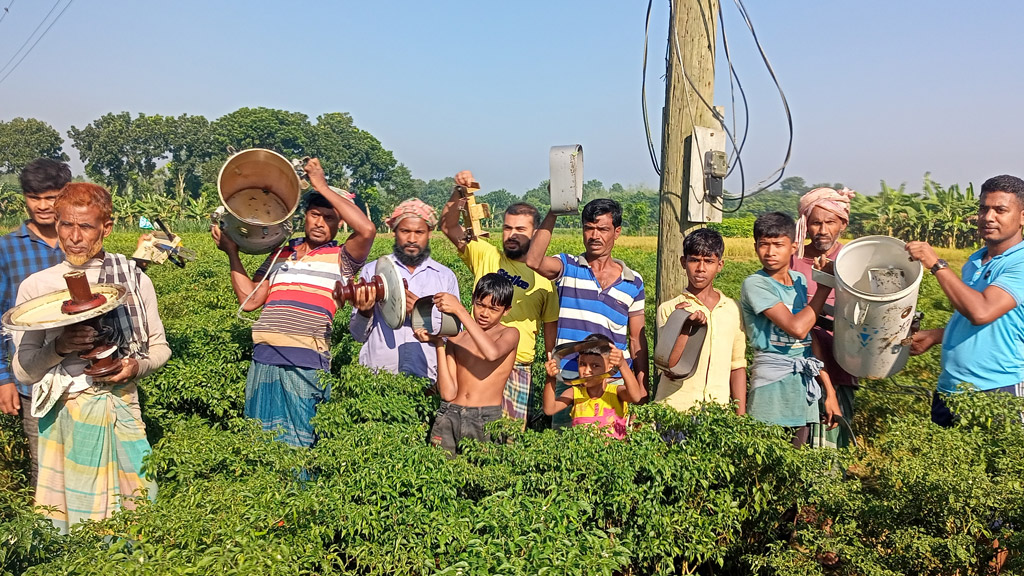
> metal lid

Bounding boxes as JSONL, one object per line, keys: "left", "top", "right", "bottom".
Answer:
{"left": 410, "top": 296, "right": 461, "bottom": 337}
{"left": 376, "top": 256, "right": 407, "bottom": 330}
{"left": 653, "top": 307, "right": 708, "bottom": 382}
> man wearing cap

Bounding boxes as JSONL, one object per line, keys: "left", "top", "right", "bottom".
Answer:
{"left": 790, "top": 186, "right": 858, "bottom": 448}
{"left": 350, "top": 198, "right": 459, "bottom": 383}
{"left": 440, "top": 171, "right": 559, "bottom": 426}
{"left": 212, "top": 158, "right": 376, "bottom": 448}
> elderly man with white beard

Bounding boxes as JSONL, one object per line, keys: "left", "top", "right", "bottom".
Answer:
{"left": 13, "top": 182, "right": 170, "bottom": 533}
{"left": 789, "top": 186, "right": 858, "bottom": 448}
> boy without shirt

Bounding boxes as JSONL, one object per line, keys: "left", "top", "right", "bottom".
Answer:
{"left": 740, "top": 212, "right": 841, "bottom": 447}
{"left": 414, "top": 273, "right": 519, "bottom": 456}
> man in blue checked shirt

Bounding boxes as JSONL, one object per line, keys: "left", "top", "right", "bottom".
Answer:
{"left": 0, "top": 158, "right": 71, "bottom": 487}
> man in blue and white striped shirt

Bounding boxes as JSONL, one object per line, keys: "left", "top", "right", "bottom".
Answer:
{"left": 0, "top": 158, "right": 70, "bottom": 486}
{"left": 525, "top": 198, "right": 649, "bottom": 427}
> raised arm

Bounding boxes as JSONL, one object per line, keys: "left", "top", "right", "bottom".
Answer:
{"left": 440, "top": 171, "right": 471, "bottom": 251}
{"left": 523, "top": 211, "right": 564, "bottom": 280}
{"left": 433, "top": 293, "right": 518, "bottom": 362}
{"left": 627, "top": 314, "right": 650, "bottom": 398}
{"left": 906, "top": 241, "right": 1018, "bottom": 325}
{"left": 761, "top": 287, "right": 832, "bottom": 340}
{"left": 610, "top": 348, "right": 645, "bottom": 404}
{"left": 211, "top": 225, "right": 270, "bottom": 311}
{"left": 304, "top": 159, "right": 376, "bottom": 263}
{"left": 542, "top": 353, "right": 573, "bottom": 415}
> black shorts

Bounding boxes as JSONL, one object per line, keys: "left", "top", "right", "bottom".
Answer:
{"left": 430, "top": 402, "right": 502, "bottom": 456}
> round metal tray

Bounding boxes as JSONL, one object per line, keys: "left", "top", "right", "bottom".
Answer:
{"left": 1, "top": 284, "right": 128, "bottom": 332}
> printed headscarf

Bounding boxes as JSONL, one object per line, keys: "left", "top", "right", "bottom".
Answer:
{"left": 796, "top": 187, "right": 856, "bottom": 258}
{"left": 385, "top": 198, "right": 438, "bottom": 230}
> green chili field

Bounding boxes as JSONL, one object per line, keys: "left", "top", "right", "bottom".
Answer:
{"left": 2, "top": 231, "right": 1022, "bottom": 576}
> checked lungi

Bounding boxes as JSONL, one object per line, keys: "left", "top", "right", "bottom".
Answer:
{"left": 35, "top": 383, "right": 156, "bottom": 534}
{"left": 245, "top": 362, "right": 331, "bottom": 448}
{"left": 501, "top": 363, "right": 532, "bottom": 426}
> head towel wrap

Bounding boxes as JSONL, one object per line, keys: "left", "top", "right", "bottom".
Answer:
{"left": 795, "top": 187, "right": 855, "bottom": 258}
{"left": 385, "top": 198, "right": 438, "bottom": 231}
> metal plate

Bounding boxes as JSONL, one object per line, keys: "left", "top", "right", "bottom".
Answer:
{"left": 2, "top": 284, "right": 128, "bottom": 332}
{"left": 376, "top": 256, "right": 407, "bottom": 330}
{"left": 551, "top": 340, "right": 613, "bottom": 386}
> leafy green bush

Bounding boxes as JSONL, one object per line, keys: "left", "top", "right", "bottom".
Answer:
{"left": 5, "top": 232, "right": 1021, "bottom": 575}
{"left": 710, "top": 216, "right": 755, "bottom": 238}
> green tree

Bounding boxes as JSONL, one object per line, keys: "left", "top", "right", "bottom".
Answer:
{"left": 850, "top": 181, "right": 921, "bottom": 239}
{"left": 622, "top": 196, "right": 650, "bottom": 235}
{"left": 478, "top": 188, "right": 517, "bottom": 226}
{"left": 211, "top": 107, "right": 312, "bottom": 159}
{"left": 778, "top": 175, "right": 808, "bottom": 194}
{"left": 413, "top": 177, "right": 457, "bottom": 213}
{"left": 581, "top": 178, "right": 606, "bottom": 204}
{"left": 310, "top": 112, "right": 400, "bottom": 194}
{"left": 164, "top": 114, "right": 215, "bottom": 205}
{"left": 67, "top": 112, "right": 169, "bottom": 197}
{"left": 522, "top": 180, "right": 551, "bottom": 216}
{"left": 0, "top": 117, "right": 69, "bottom": 174}
{"left": 921, "top": 175, "right": 976, "bottom": 249}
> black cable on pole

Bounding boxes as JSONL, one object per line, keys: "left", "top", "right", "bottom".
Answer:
{"left": 717, "top": 1, "right": 749, "bottom": 179}
{"left": 731, "top": 0, "right": 793, "bottom": 194}
{"left": 0, "top": 0, "right": 73, "bottom": 87}
{"left": 642, "top": 0, "right": 661, "bottom": 177}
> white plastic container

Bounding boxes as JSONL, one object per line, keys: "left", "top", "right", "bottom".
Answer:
{"left": 813, "top": 235, "right": 923, "bottom": 379}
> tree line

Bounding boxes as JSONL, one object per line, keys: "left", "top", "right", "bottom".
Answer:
{"left": 0, "top": 115, "right": 981, "bottom": 246}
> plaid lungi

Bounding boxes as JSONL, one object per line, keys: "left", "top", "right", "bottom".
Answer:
{"left": 245, "top": 361, "right": 331, "bottom": 448}
{"left": 35, "top": 383, "right": 156, "bottom": 534}
{"left": 501, "top": 364, "right": 532, "bottom": 423}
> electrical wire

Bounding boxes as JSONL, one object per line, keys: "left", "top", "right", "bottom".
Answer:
{"left": 714, "top": 0, "right": 750, "bottom": 214}
{"left": 0, "top": 0, "right": 60, "bottom": 76}
{"left": 730, "top": 0, "right": 793, "bottom": 194}
{"left": 717, "top": 1, "right": 749, "bottom": 179}
{"left": 642, "top": 0, "right": 661, "bottom": 176}
{"left": 670, "top": 0, "right": 746, "bottom": 214}
{"left": 662, "top": 0, "right": 793, "bottom": 212}
{"left": 0, "top": 0, "right": 73, "bottom": 87}
{"left": 0, "top": 0, "right": 16, "bottom": 26}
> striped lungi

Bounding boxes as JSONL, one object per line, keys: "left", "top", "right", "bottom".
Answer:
{"left": 35, "top": 383, "right": 156, "bottom": 534}
{"left": 501, "top": 364, "right": 532, "bottom": 425}
{"left": 245, "top": 361, "right": 331, "bottom": 448}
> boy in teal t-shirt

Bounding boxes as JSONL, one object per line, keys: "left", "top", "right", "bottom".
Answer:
{"left": 740, "top": 212, "right": 841, "bottom": 447}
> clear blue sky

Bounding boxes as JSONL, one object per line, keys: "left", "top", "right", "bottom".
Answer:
{"left": 2, "top": 0, "right": 1022, "bottom": 197}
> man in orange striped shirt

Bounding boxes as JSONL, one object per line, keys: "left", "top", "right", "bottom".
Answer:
{"left": 211, "top": 158, "right": 376, "bottom": 446}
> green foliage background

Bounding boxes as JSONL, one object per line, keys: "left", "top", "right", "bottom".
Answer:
{"left": 2, "top": 231, "right": 1021, "bottom": 575}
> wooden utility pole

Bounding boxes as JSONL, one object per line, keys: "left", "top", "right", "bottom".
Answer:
{"left": 655, "top": 0, "right": 718, "bottom": 311}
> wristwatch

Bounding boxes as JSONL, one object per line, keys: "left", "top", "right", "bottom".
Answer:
{"left": 930, "top": 259, "right": 949, "bottom": 275}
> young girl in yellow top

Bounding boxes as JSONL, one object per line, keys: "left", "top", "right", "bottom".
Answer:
{"left": 543, "top": 334, "right": 646, "bottom": 439}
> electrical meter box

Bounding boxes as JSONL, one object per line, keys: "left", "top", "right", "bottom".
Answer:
{"left": 686, "top": 126, "right": 726, "bottom": 223}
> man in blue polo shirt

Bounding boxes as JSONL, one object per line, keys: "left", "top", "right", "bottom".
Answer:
{"left": 907, "top": 174, "right": 1024, "bottom": 426}
{"left": 0, "top": 158, "right": 71, "bottom": 486}
{"left": 525, "top": 198, "right": 649, "bottom": 427}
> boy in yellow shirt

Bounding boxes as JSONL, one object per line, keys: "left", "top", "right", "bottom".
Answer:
{"left": 655, "top": 228, "right": 747, "bottom": 413}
